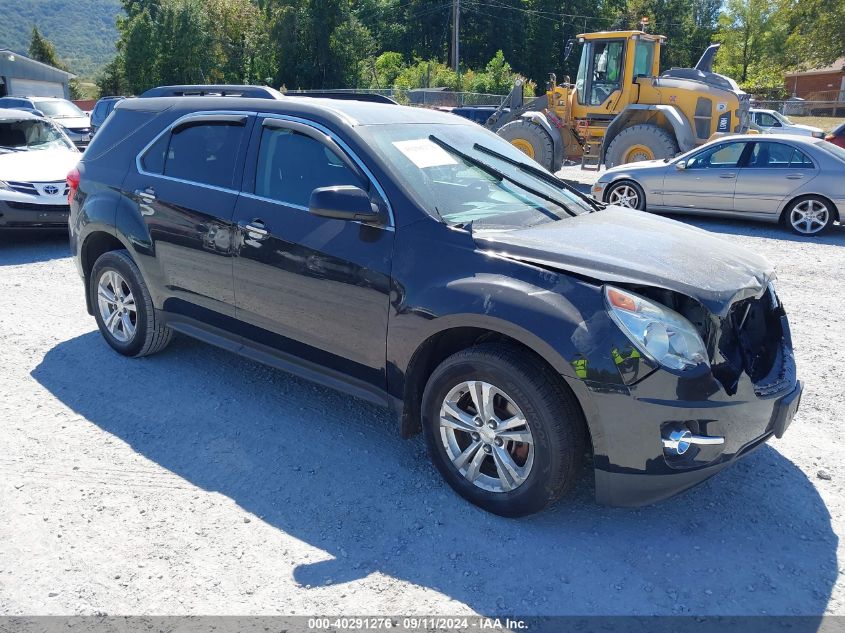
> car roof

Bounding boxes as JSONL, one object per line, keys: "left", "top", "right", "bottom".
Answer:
{"left": 119, "top": 95, "right": 468, "bottom": 128}
{"left": 750, "top": 108, "right": 778, "bottom": 114}
{"left": 0, "top": 107, "right": 40, "bottom": 120}
{"left": 707, "top": 133, "right": 818, "bottom": 144}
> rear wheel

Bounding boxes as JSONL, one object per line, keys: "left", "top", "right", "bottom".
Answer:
{"left": 605, "top": 124, "right": 678, "bottom": 168}
{"left": 421, "top": 344, "right": 585, "bottom": 517}
{"left": 783, "top": 196, "right": 835, "bottom": 235}
{"left": 605, "top": 180, "right": 646, "bottom": 210}
{"left": 90, "top": 250, "right": 173, "bottom": 357}
{"left": 497, "top": 119, "right": 555, "bottom": 171}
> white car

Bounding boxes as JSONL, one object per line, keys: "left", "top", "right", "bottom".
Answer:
{"left": 750, "top": 108, "right": 825, "bottom": 139}
{"left": 0, "top": 108, "right": 81, "bottom": 229}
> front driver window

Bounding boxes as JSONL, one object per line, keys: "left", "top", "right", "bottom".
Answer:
{"left": 588, "top": 41, "right": 623, "bottom": 105}
{"left": 255, "top": 127, "right": 364, "bottom": 208}
{"left": 757, "top": 112, "right": 780, "bottom": 127}
{"left": 686, "top": 142, "right": 747, "bottom": 169}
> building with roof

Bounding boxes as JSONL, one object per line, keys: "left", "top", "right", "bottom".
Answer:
{"left": 784, "top": 57, "right": 845, "bottom": 102}
{"left": 0, "top": 49, "right": 75, "bottom": 99}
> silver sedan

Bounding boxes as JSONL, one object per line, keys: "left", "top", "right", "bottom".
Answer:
{"left": 591, "top": 134, "right": 845, "bottom": 236}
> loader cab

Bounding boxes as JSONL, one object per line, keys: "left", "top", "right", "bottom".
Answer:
{"left": 573, "top": 31, "right": 663, "bottom": 112}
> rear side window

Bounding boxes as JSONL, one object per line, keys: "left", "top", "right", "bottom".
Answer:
{"left": 84, "top": 109, "right": 160, "bottom": 161}
{"left": 254, "top": 127, "right": 364, "bottom": 207}
{"left": 749, "top": 142, "right": 814, "bottom": 168}
{"left": 162, "top": 122, "right": 244, "bottom": 189}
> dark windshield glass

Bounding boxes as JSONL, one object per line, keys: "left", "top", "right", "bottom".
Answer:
{"left": 356, "top": 123, "right": 592, "bottom": 229}
{"left": 36, "top": 100, "right": 85, "bottom": 118}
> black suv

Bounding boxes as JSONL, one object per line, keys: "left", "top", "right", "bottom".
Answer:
{"left": 69, "top": 86, "right": 801, "bottom": 516}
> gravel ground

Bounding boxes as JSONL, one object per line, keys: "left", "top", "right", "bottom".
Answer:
{"left": 1, "top": 200, "right": 844, "bottom": 617}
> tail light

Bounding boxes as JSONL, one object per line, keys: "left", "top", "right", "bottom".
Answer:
{"left": 67, "top": 167, "right": 80, "bottom": 204}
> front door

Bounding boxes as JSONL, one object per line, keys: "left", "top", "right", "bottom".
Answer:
{"left": 662, "top": 141, "right": 750, "bottom": 212}
{"left": 232, "top": 116, "right": 394, "bottom": 392}
{"left": 733, "top": 140, "right": 818, "bottom": 218}
{"left": 123, "top": 113, "right": 252, "bottom": 321}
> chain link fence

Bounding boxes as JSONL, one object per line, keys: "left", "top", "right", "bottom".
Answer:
{"left": 287, "top": 88, "right": 507, "bottom": 108}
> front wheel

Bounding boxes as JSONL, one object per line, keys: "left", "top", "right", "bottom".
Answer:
{"left": 605, "top": 180, "right": 646, "bottom": 210}
{"left": 421, "top": 344, "right": 586, "bottom": 517}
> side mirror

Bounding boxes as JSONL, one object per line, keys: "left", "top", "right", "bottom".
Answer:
{"left": 675, "top": 160, "right": 687, "bottom": 170}
{"left": 309, "top": 185, "right": 383, "bottom": 223}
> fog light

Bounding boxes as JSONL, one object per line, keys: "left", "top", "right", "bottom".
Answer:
{"left": 662, "top": 429, "right": 725, "bottom": 456}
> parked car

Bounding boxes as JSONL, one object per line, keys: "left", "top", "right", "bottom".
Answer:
{"left": 0, "top": 96, "right": 92, "bottom": 149}
{"left": 825, "top": 121, "right": 845, "bottom": 149}
{"left": 90, "top": 96, "right": 126, "bottom": 136}
{"left": 0, "top": 108, "right": 80, "bottom": 229}
{"left": 69, "top": 89, "right": 801, "bottom": 516}
{"left": 592, "top": 134, "right": 845, "bottom": 236}
{"left": 750, "top": 108, "right": 825, "bottom": 138}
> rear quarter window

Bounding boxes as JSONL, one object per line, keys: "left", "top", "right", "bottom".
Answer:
{"left": 83, "top": 108, "right": 165, "bottom": 161}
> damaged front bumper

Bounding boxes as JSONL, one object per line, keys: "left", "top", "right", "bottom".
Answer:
{"left": 568, "top": 283, "right": 801, "bottom": 507}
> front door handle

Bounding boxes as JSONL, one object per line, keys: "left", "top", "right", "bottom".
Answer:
{"left": 241, "top": 219, "right": 269, "bottom": 240}
{"left": 786, "top": 173, "right": 804, "bottom": 180}
{"left": 134, "top": 187, "right": 156, "bottom": 202}
{"left": 718, "top": 172, "right": 736, "bottom": 179}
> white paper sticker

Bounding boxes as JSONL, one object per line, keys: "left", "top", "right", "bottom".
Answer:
{"left": 392, "top": 139, "right": 458, "bottom": 168}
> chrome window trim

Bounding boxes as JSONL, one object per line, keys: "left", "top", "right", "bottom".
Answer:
{"left": 256, "top": 112, "right": 395, "bottom": 228}
{"left": 134, "top": 110, "right": 258, "bottom": 195}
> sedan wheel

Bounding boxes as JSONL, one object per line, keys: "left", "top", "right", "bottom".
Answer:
{"left": 787, "top": 197, "right": 833, "bottom": 235}
{"left": 606, "top": 181, "right": 645, "bottom": 210}
{"left": 438, "top": 380, "right": 534, "bottom": 493}
{"left": 97, "top": 269, "right": 137, "bottom": 343}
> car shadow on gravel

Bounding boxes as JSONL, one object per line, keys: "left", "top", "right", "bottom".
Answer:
{"left": 0, "top": 229, "right": 70, "bottom": 266}
{"left": 661, "top": 216, "right": 845, "bottom": 246}
{"left": 33, "top": 332, "right": 838, "bottom": 617}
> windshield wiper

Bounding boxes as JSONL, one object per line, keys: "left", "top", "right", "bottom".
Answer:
{"left": 472, "top": 143, "right": 603, "bottom": 211}
{"left": 428, "top": 135, "right": 577, "bottom": 218}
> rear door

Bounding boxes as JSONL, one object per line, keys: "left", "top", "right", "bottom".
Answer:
{"left": 231, "top": 115, "right": 394, "bottom": 394}
{"left": 662, "top": 141, "right": 750, "bottom": 212}
{"left": 733, "top": 140, "right": 818, "bottom": 218}
{"left": 123, "top": 112, "right": 252, "bottom": 322}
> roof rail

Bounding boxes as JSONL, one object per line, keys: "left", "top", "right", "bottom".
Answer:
{"left": 139, "top": 85, "right": 283, "bottom": 99}
{"left": 285, "top": 91, "right": 398, "bottom": 105}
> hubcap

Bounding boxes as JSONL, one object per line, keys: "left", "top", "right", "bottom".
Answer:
{"left": 624, "top": 144, "right": 654, "bottom": 163}
{"left": 438, "top": 381, "right": 534, "bottom": 493}
{"left": 790, "top": 200, "right": 829, "bottom": 235}
{"left": 608, "top": 184, "right": 640, "bottom": 209}
{"left": 510, "top": 138, "right": 536, "bottom": 159}
{"left": 97, "top": 270, "right": 137, "bottom": 343}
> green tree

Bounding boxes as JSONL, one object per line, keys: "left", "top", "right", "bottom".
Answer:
{"left": 28, "top": 26, "right": 62, "bottom": 67}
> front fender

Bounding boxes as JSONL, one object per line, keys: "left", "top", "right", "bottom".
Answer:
{"left": 521, "top": 111, "right": 564, "bottom": 171}
{"left": 600, "top": 105, "right": 696, "bottom": 164}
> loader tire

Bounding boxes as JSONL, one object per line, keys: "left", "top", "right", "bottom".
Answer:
{"left": 605, "top": 124, "right": 678, "bottom": 168}
{"left": 497, "top": 119, "right": 555, "bottom": 171}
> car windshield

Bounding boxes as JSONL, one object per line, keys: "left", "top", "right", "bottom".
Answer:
{"left": 0, "top": 118, "right": 76, "bottom": 152}
{"left": 36, "top": 100, "right": 85, "bottom": 118}
{"left": 773, "top": 111, "right": 793, "bottom": 125}
{"left": 356, "top": 123, "right": 594, "bottom": 228}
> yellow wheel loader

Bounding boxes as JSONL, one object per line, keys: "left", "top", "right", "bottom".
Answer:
{"left": 485, "top": 31, "right": 751, "bottom": 170}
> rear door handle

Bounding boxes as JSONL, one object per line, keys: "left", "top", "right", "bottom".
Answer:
{"left": 134, "top": 187, "right": 156, "bottom": 202}
{"left": 718, "top": 172, "right": 736, "bottom": 179}
{"left": 786, "top": 173, "right": 804, "bottom": 180}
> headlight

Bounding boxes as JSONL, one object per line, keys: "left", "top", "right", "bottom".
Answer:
{"left": 812, "top": 131, "right": 824, "bottom": 138}
{"left": 605, "top": 286, "right": 709, "bottom": 371}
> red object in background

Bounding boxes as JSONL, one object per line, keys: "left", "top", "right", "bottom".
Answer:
{"left": 826, "top": 123, "right": 845, "bottom": 149}
{"left": 67, "top": 167, "right": 80, "bottom": 204}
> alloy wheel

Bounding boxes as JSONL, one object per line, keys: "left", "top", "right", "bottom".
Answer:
{"left": 97, "top": 270, "right": 137, "bottom": 343}
{"left": 790, "top": 199, "right": 830, "bottom": 235}
{"left": 438, "top": 381, "right": 534, "bottom": 493}
{"left": 607, "top": 184, "right": 640, "bottom": 209}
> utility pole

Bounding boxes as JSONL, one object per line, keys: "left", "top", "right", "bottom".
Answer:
{"left": 451, "top": 0, "right": 460, "bottom": 73}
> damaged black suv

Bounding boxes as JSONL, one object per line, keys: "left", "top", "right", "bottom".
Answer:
{"left": 69, "top": 86, "right": 801, "bottom": 516}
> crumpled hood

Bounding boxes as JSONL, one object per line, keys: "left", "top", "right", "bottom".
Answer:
{"left": 0, "top": 149, "right": 80, "bottom": 182}
{"left": 473, "top": 207, "right": 775, "bottom": 317}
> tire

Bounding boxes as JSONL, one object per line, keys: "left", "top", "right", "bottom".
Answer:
{"left": 497, "top": 119, "right": 555, "bottom": 171}
{"left": 421, "top": 343, "right": 586, "bottom": 517}
{"left": 605, "top": 179, "right": 646, "bottom": 210}
{"left": 605, "top": 124, "right": 678, "bottom": 168}
{"left": 89, "top": 249, "right": 173, "bottom": 357}
{"left": 782, "top": 195, "right": 836, "bottom": 236}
